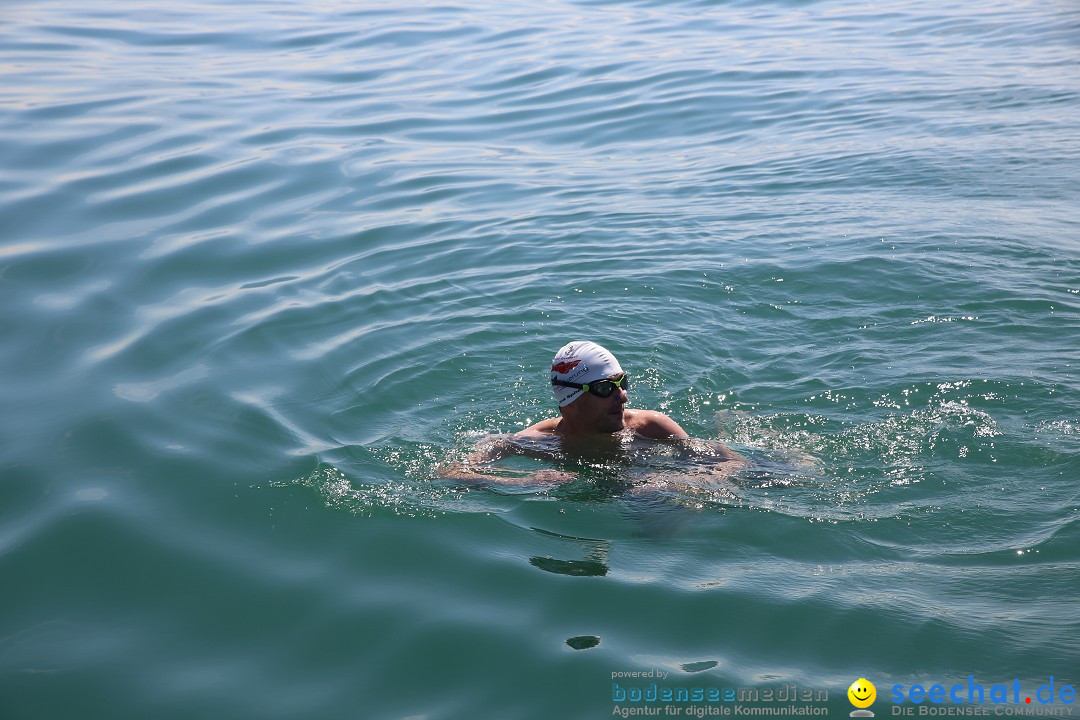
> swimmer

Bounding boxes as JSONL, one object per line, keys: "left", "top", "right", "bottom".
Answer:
{"left": 528, "top": 339, "right": 686, "bottom": 439}
{"left": 438, "top": 341, "right": 744, "bottom": 485}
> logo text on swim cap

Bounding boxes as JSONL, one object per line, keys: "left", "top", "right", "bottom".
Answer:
{"left": 552, "top": 359, "right": 582, "bottom": 374}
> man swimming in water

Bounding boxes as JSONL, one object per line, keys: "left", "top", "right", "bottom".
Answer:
{"left": 525, "top": 340, "right": 687, "bottom": 439}
{"left": 438, "top": 341, "right": 743, "bottom": 484}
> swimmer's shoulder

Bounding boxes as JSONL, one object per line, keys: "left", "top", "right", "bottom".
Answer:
{"left": 517, "top": 417, "right": 561, "bottom": 436}
{"left": 625, "top": 409, "right": 689, "bottom": 440}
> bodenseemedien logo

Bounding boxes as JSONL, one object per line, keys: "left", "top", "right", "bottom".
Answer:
{"left": 849, "top": 678, "right": 877, "bottom": 717}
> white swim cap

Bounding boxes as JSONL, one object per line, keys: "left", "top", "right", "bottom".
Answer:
{"left": 550, "top": 341, "right": 623, "bottom": 407}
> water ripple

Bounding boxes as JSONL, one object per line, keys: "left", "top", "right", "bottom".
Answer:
{"left": 2, "top": 0, "right": 1079, "bottom": 716}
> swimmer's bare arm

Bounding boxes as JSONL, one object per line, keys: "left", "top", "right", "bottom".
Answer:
{"left": 434, "top": 433, "right": 577, "bottom": 486}
{"left": 630, "top": 437, "right": 747, "bottom": 496}
{"left": 626, "top": 409, "right": 690, "bottom": 440}
{"left": 436, "top": 463, "right": 576, "bottom": 486}
{"left": 627, "top": 411, "right": 747, "bottom": 486}
{"left": 627, "top": 409, "right": 744, "bottom": 460}
{"left": 679, "top": 437, "right": 745, "bottom": 464}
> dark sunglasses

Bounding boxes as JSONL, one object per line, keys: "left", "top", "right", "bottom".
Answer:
{"left": 551, "top": 373, "right": 629, "bottom": 399}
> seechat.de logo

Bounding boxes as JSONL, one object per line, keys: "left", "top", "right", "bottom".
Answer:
{"left": 849, "top": 678, "right": 877, "bottom": 717}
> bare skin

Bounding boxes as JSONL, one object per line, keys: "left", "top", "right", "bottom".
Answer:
{"left": 437, "top": 374, "right": 745, "bottom": 486}
{"left": 520, "top": 376, "right": 686, "bottom": 439}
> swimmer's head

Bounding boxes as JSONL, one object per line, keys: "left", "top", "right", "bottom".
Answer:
{"left": 550, "top": 341, "right": 623, "bottom": 407}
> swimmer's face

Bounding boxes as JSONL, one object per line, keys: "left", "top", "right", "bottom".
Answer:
{"left": 848, "top": 679, "right": 876, "bottom": 709}
{"left": 570, "top": 374, "right": 627, "bottom": 433}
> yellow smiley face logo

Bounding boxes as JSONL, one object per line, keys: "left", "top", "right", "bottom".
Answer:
{"left": 848, "top": 678, "right": 876, "bottom": 709}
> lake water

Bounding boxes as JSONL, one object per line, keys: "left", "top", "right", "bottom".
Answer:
{"left": 1, "top": 0, "right": 1078, "bottom": 718}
